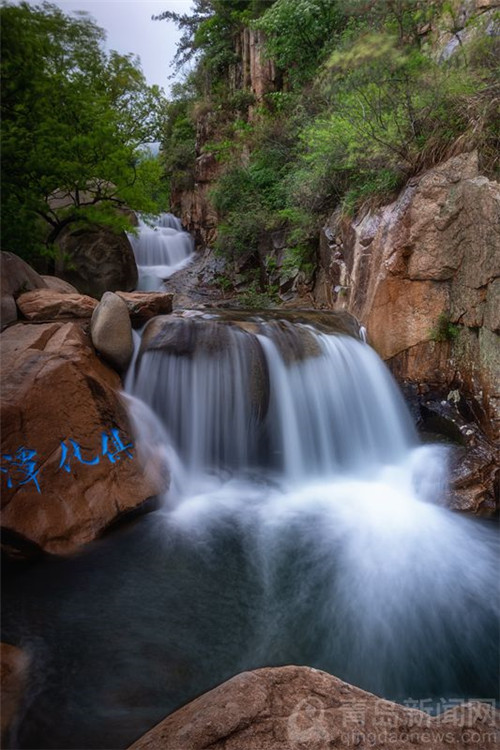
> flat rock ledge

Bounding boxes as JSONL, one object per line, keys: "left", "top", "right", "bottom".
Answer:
{"left": 128, "top": 666, "right": 499, "bottom": 750}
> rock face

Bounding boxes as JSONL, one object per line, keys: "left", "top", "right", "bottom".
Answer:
{"left": 0, "top": 322, "right": 168, "bottom": 555}
{"left": 1, "top": 252, "right": 48, "bottom": 330}
{"left": 171, "top": 27, "right": 278, "bottom": 248}
{"left": 91, "top": 292, "right": 134, "bottom": 372}
{"left": 115, "top": 291, "right": 174, "bottom": 326}
{"left": 0, "top": 643, "right": 30, "bottom": 746}
{"left": 315, "top": 152, "right": 500, "bottom": 442}
{"left": 56, "top": 224, "right": 138, "bottom": 299}
{"left": 16, "top": 289, "right": 98, "bottom": 321}
{"left": 128, "top": 666, "right": 499, "bottom": 750}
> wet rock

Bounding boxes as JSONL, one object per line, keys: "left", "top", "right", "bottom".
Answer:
{"left": 1, "top": 252, "right": 48, "bottom": 330}
{"left": 16, "top": 289, "right": 98, "bottom": 321}
{"left": 91, "top": 292, "right": 133, "bottom": 373}
{"left": 0, "top": 643, "right": 30, "bottom": 746}
{"left": 402, "top": 386, "right": 499, "bottom": 515}
{"left": 56, "top": 223, "right": 138, "bottom": 299}
{"left": 127, "top": 665, "right": 500, "bottom": 750}
{"left": 115, "top": 291, "right": 174, "bottom": 326}
{"left": 0, "top": 322, "right": 168, "bottom": 555}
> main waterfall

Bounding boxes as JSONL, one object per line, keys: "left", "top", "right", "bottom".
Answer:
{"left": 126, "top": 311, "right": 498, "bottom": 701}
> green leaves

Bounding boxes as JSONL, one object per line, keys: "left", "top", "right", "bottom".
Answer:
{"left": 1, "top": 1, "right": 168, "bottom": 261}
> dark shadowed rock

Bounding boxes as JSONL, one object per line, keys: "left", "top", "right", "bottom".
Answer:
{"left": 0, "top": 643, "right": 30, "bottom": 746}
{"left": 1, "top": 252, "right": 48, "bottom": 329}
{"left": 127, "top": 666, "right": 500, "bottom": 750}
{"left": 56, "top": 224, "right": 138, "bottom": 298}
{"left": 91, "top": 292, "right": 134, "bottom": 372}
{"left": 40, "top": 275, "right": 79, "bottom": 294}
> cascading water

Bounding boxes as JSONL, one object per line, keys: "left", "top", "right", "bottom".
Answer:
{"left": 3, "top": 310, "right": 498, "bottom": 750}
{"left": 127, "top": 212, "right": 194, "bottom": 291}
{"left": 129, "top": 311, "right": 498, "bottom": 700}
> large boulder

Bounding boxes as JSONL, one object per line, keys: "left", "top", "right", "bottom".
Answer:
{"left": 56, "top": 224, "right": 138, "bottom": 299}
{"left": 128, "top": 666, "right": 499, "bottom": 750}
{"left": 16, "top": 289, "right": 98, "bottom": 321}
{"left": 1, "top": 322, "right": 168, "bottom": 555}
{"left": 1, "top": 252, "right": 48, "bottom": 330}
{"left": 91, "top": 291, "right": 134, "bottom": 372}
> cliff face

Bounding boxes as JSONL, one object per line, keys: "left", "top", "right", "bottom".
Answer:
{"left": 315, "top": 151, "right": 500, "bottom": 440}
{"left": 171, "top": 28, "right": 277, "bottom": 249}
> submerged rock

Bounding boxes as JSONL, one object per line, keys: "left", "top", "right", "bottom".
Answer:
{"left": 91, "top": 292, "right": 134, "bottom": 373}
{"left": 0, "top": 643, "right": 30, "bottom": 747}
{"left": 127, "top": 665, "right": 500, "bottom": 750}
{"left": 0, "top": 322, "right": 168, "bottom": 556}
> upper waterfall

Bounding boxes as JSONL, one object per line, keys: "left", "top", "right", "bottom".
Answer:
{"left": 127, "top": 212, "right": 194, "bottom": 291}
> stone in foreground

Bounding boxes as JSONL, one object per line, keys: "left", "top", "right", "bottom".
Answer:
{"left": 91, "top": 291, "right": 134, "bottom": 372}
{"left": 1, "top": 322, "right": 168, "bottom": 555}
{"left": 128, "top": 666, "right": 499, "bottom": 750}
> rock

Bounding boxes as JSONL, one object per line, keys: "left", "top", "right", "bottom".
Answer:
{"left": 127, "top": 666, "right": 500, "bottom": 750}
{"left": 1, "top": 252, "right": 48, "bottom": 330}
{"left": 0, "top": 643, "right": 30, "bottom": 746}
{"left": 0, "top": 322, "right": 168, "bottom": 555}
{"left": 40, "top": 275, "right": 79, "bottom": 294}
{"left": 115, "top": 291, "right": 174, "bottom": 326}
{"left": 91, "top": 292, "right": 134, "bottom": 372}
{"left": 16, "top": 289, "right": 98, "bottom": 321}
{"left": 56, "top": 223, "right": 138, "bottom": 299}
{"left": 316, "top": 152, "right": 500, "bottom": 440}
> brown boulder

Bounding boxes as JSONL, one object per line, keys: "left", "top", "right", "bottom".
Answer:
{"left": 127, "top": 666, "right": 499, "bottom": 750}
{"left": 1, "top": 322, "right": 168, "bottom": 555}
{"left": 1, "top": 252, "right": 48, "bottom": 330}
{"left": 56, "top": 223, "right": 138, "bottom": 299}
{"left": 0, "top": 643, "right": 30, "bottom": 746}
{"left": 16, "top": 289, "right": 98, "bottom": 321}
{"left": 115, "top": 291, "right": 174, "bottom": 326}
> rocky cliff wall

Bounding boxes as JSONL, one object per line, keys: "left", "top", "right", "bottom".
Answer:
{"left": 314, "top": 151, "right": 500, "bottom": 441}
{"left": 171, "top": 27, "right": 277, "bottom": 248}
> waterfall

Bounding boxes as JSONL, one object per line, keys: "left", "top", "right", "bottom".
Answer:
{"left": 127, "top": 212, "right": 194, "bottom": 291}
{"left": 127, "top": 311, "right": 498, "bottom": 701}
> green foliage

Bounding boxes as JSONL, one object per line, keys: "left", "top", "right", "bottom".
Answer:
{"left": 254, "top": 0, "right": 347, "bottom": 87}
{"left": 1, "top": 1, "right": 167, "bottom": 261}
{"left": 430, "top": 313, "right": 460, "bottom": 342}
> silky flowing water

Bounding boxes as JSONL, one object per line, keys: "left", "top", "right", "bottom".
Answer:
{"left": 2, "top": 230, "right": 498, "bottom": 750}
{"left": 127, "top": 213, "right": 194, "bottom": 291}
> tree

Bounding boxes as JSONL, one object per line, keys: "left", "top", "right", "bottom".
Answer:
{"left": 1, "top": 1, "right": 167, "bottom": 261}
